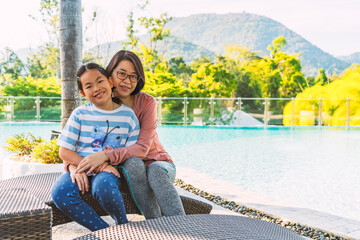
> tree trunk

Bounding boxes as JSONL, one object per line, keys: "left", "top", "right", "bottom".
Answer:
{"left": 59, "top": 0, "right": 82, "bottom": 128}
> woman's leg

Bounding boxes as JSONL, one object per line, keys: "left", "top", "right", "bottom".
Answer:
{"left": 119, "top": 157, "right": 161, "bottom": 219}
{"left": 91, "top": 172, "right": 128, "bottom": 225}
{"left": 51, "top": 172, "right": 109, "bottom": 231}
{"left": 147, "top": 161, "right": 185, "bottom": 216}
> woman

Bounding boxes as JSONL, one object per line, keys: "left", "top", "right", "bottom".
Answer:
{"left": 73, "top": 50, "right": 185, "bottom": 219}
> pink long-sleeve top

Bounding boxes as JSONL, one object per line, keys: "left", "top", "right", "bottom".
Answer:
{"left": 104, "top": 92, "right": 173, "bottom": 166}
{"left": 63, "top": 92, "right": 173, "bottom": 171}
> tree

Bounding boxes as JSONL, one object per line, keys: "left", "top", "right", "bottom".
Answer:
{"left": 244, "top": 36, "right": 306, "bottom": 99}
{"left": 167, "top": 56, "right": 194, "bottom": 86}
{"left": 27, "top": 44, "right": 59, "bottom": 79}
{"left": 315, "top": 68, "right": 329, "bottom": 86}
{"left": 0, "top": 48, "right": 26, "bottom": 84}
{"left": 59, "top": 0, "right": 82, "bottom": 128}
{"left": 188, "top": 56, "right": 237, "bottom": 98}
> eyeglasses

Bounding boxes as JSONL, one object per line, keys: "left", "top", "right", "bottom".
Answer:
{"left": 115, "top": 71, "right": 140, "bottom": 83}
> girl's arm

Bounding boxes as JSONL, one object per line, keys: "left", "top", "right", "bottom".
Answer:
{"left": 60, "top": 146, "right": 83, "bottom": 166}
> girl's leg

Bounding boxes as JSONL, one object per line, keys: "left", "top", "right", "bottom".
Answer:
{"left": 147, "top": 161, "right": 185, "bottom": 216}
{"left": 119, "top": 157, "right": 161, "bottom": 219}
{"left": 91, "top": 172, "right": 128, "bottom": 225}
{"left": 51, "top": 172, "right": 109, "bottom": 231}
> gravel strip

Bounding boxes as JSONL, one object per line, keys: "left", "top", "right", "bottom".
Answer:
{"left": 174, "top": 179, "right": 352, "bottom": 240}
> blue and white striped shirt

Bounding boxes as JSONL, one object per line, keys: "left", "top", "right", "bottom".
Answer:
{"left": 58, "top": 103, "right": 140, "bottom": 157}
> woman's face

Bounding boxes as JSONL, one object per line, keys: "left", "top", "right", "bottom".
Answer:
{"left": 111, "top": 60, "right": 138, "bottom": 99}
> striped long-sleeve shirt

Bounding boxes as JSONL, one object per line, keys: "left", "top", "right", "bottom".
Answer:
{"left": 58, "top": 103, "right": 139, "bottom": 158}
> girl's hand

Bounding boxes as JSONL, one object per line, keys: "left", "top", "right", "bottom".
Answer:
{"left": 69, "top": 165, "right": 89, "bottom": 194}
{"left": 75, "top": 151, "right": 109, "bottom": 175}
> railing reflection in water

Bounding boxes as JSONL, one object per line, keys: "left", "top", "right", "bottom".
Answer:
{"left": 1, "top": 96, "right": 359, "bottom": 127}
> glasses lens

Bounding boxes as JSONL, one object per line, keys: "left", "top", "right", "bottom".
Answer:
{"left": 117, "top": 71, "right": 126, "bottom": 80}
{"left": 130, "top": 76, "right": 138, "bottom": 83}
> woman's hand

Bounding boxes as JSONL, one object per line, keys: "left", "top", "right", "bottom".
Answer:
{"left": 75, "top": 151, "right": 109, "bottom": 175}
{"left": 69, "top": 165, "right": 89, "bottom": 194}
{"left": 100, "top": 164, "right": 120, "bottom": 178}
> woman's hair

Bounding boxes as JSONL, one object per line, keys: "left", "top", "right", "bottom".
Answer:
{"left": 76, "top": 63, "right": 109, "bottom": 92}
{"left": 76, "top": 62, "right": 122, "bottom": 104}
{"left": 106, "top": 50, "right": 145, "bottom": 95}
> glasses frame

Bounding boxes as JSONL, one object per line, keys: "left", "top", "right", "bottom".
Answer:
{"left": 115, "top": 71, "right": 140, "bottom": 83}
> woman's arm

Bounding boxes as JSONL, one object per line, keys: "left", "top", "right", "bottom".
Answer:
{"left": 76, "top": 96, "right": 157, "bottom": 173}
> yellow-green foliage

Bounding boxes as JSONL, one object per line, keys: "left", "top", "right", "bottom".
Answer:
{"left": 143, "top": 67, "right": 186, "bottom": 97}
{"left": 4, "top": 133, "right": 61, "bottom": 164}
{"left": 2, "top": 76, "right": 61, "bottom": 97}
{"left": 4, "top": 133, "right": 44, "bottom": 156}
{"left": 283, "top": 64, "right": 360, "bottom": 126}
{"left": 31, "top": 138, "right": 61, "bottom": 164}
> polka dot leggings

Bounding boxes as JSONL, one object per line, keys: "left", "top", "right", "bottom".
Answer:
{"left": 51, "top": 172, "right": 128, "bottom": 231}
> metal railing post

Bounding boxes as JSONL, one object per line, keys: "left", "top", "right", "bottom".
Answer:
{"left": 10, "top": 96, "right": 14, "bottom": 121}
{"left": 318, "top": 98, "right": 323, "bottom": 127}
{"left": 157, "top": 97, "right": 162, "bottom": 125}
{"left": 264, "top": 98, "right": 269, "bottom": 126}
{"left": 36, "top": 96, "right": 41, "bottom": 122}
{"left": 209, "top": 97, "right": 215, "bottom": 123}
{"left": 346, "top": 98, "right": 351, "bottom": 129}
{"left": 291, "top": 98, "right": 295, "bottom": 127}
{"left": 183, "top": 97, "right": 188, "bottom": 125}
{"left": 236, "top": 97, "right": 242, "bottom": 111}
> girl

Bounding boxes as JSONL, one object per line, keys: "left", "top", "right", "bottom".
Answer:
{"left": 51, "top": 63, "right": 140, "bottom": 231}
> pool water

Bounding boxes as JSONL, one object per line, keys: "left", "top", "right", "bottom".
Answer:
{"left": 1, "top": 123, "right": 360, "bottom": 222}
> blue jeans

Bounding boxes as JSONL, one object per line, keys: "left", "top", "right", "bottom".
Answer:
{"left": 51, "top": 172, "right": 128, "bottom": 231}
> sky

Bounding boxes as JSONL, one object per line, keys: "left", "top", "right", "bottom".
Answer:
{"left": 0, "top": 0, "right": 359, "bottom": 57}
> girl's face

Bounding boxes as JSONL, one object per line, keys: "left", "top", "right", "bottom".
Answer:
{"left": 80, "top": 69, "right": 114, "bottom": 110}
{"left": 111, "top": 60, "right": 138, "bottom": 100}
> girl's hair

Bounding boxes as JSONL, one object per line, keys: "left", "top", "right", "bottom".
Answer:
{"left": 76, "top": 63, "right": 109, "bottom": 92}
{"left": 76, "top": 63, "right": 122, "bottom": 105}
{"left": 106, "top": 50, "right": 145, "bottom": 95}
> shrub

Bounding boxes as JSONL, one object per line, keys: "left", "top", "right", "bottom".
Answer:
{"left": 3, "top": 133, "right": 62, "bottom": 164}
{"left": 4, "top": 133, "right": 44, "bottom": 156}
{"left": 31, "top": 138, "right": 61, "bottom": 164}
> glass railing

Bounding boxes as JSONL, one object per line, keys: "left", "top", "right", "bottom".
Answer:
{"left": 1, "top": 96, "right": 359, "bottom": 127}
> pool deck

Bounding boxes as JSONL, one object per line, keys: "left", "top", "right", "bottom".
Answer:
{"left": 176, "top": 167, "right": 360, "bottom": 240}
{"left": 51, "top": 167, "right": 360, "bottom": 239}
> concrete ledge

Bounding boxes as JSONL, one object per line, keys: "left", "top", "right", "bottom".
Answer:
{"left": 1, "top": 156, "right": 64, "bottom": 180}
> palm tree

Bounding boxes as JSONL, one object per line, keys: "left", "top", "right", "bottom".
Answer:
{"left": 59, "top": 0, "right": 82, "bottom": 128}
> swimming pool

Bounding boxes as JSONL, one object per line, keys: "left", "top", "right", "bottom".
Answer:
{"left": 1, "top": 122, "right": 360, "bottom": 222}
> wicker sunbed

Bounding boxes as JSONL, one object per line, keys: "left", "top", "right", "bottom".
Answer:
{"left": 75, "top": 214, "right": 305, "bottom": 240}
{"left": 0, "top": 172, "right": 212, "bottom": 239}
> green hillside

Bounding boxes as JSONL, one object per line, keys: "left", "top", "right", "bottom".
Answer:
{"left": 165, "top": 13, "right": 350, "bottom": 76}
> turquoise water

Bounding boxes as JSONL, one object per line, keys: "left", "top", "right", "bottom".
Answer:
{"left": 1, "top": 123, "right": 360, "bottom": 222}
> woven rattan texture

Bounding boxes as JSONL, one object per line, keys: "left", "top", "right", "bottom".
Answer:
{"left": 0, "top": 188, "right": 52, "bottom": 240}
{"left": 76, "top": 214, "right": 304, "bottom": 240}
{"left": 0, "top": 172, "right": 212, "bottom": 227}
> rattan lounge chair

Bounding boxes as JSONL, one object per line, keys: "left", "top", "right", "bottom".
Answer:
{"left": 0, "top": 172, "right": 212, "bottom": 239}
{"left": 75, "top": 214, "right": 305, "bottom": 240}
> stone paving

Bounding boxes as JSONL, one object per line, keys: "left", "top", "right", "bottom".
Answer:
{"left": 53, "top": 167, "right": 360, "bottom": 239}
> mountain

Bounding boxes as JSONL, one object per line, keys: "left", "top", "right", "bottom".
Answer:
{"left": 88, "top": 35, "right": 216, "bottom": 65}
{"left": 165, "top": 13, "right": 350, "bottom": 76}
{"left": 338, "top": 52, "right": 360, "bottom": 64}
